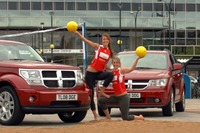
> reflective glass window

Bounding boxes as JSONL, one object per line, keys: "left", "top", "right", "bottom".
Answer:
{"left": 43, "top": 2, "right": 52, "bottom": 10}
{"left": 187, "top": 30, "right": 196, "bottom": 38}
{"left": 197, "top": 4, "right": 200, "bottom": 11}
{"left": 177, "top": 31, "right": 185, "bottom": 38}
{"left": 77, "top": 2, "right": 86, "bottom": 10}
{"left": 99, "top": 2, "right": 108, "bottom": 10}
{"left": 187, "top": 39, "right": 196, "bottom": 45}
{"left": 9, "top": 2, "right": 18, "bottom": 10}
{"left": 88, "top": 2, "right": 97, "bottom": 10}
{"left": 110, "top": 3, "right": 119, "bottom": 11}
{"left": 143, "top": 3, "right": 152, "bottom": 11}
{"left": 31, "top": 2, "right": 41, "bottom": 10}
{"left": 186, "top": 4, "right": 195, "bottom": 11}
{"left": 122, "top": 3, "right": 130, "bottom": 11}
{"left": 176, "top": 39, "right": 185, "bottom": 45}
{"left": 154, "top": 3, "right": 163, "bottom": 11}
{"left": 197, "top": 30, "right": 200, "bottom": 38}
{"left": 65, "top": 2, "right": 75, "bottom": 10}
{"left": 55, "top": 2, "right": 64, "bottom": 10}
{"left": 175, "top": 3, "right": 185, "bottom": 11}
{"left": 20, "top": 2, "right": 30, "bottom": 10}
{"left": 0, "top": 2, "right": 7, "bottom": 10}
{"left": 132, "top": 3, "right": 141, "bottom": 11}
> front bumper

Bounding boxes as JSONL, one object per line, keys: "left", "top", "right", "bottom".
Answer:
{"left": 22, "top": 105, "right": 90, "bottom": 114}
{"left": 17, "top": 87, "right": 90, "bottom": 114}
{"left": 99, "top": 88, "right": 170, "bottom": 109}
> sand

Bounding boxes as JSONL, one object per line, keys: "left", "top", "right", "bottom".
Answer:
{"left": 1, "top": 99, "right": 200, "bottom": 133}
{"left": 0, "top": 119, "right": 200, "bottom": 133}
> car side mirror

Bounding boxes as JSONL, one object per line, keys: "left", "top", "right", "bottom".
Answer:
{"left": 173, "top": 63, "right": 182, "bottom": 70}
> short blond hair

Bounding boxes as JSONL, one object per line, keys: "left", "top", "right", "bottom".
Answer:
{"left": 112, "top": 56, "right": 121, "bottom": 67}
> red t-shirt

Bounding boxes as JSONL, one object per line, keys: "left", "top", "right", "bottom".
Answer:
{"left": 90, "top": 45, "right": 111, "bottom": 71}
{"left": 112, "top": 68, "right": 127, "bottom": 95}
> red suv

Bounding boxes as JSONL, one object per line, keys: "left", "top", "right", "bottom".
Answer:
{"left": 0, "top": 40, "right": 90, "bottom": 125}
{"left": 97, "top": 50, "right": 185, "bottom": 116}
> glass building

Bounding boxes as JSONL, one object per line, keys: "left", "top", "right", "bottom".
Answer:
{"left": 0, "top": 0, "right": 200, "bottom": 68}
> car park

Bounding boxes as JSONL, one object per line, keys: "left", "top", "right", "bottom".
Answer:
{"left": 97, "top": 50, "right": 185, "bottom": 117}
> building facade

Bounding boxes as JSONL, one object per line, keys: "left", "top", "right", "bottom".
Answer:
{"left": 0, "top": 0, "right": 200, "bottom": 75}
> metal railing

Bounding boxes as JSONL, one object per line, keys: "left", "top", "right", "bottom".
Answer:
{"left": 148, "top": 45, "right": 200, "bottom": 57}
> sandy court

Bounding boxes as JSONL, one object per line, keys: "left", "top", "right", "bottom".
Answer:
{"left": 1, "top": 119, "right": 200, "bottom": 133}
{"left": 1, "top": 99, "right": 200, "bottom": 133}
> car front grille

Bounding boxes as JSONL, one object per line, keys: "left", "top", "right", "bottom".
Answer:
{"left": 125, "top": 80, "right": 149, "bottom": 90}
{"left": 42, "top": 70, "right": 76, "bottom": 88}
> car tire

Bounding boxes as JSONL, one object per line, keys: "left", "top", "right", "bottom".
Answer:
{"left": 162, "top": 89, "right": 174, "bottom": 116}
{"left": 0, "top": 86, "right": 25, "bottom": 125}
{"left": 175, "top": 90, "right": 185, "bottom": 112}
{"left": 58, "top": 111, "right": 87, "bottom": 123}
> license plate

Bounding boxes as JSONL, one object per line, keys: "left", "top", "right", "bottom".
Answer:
{"left": 128, "top": 93, "right": 141, "bottom": 98}
{"left": 56, "top": 94, "right": 78, "bottom": 101}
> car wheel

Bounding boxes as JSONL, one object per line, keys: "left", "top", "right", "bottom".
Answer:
{"left": 175, "top": 90, "right": 185, "bottom": 112}
{"left": 58, "top": 111, "right": 87, "bottom": 123}
{"left": 97, "top": 105, "right": 111, "bottom": 116}
{"left": 0, "top": 86, "right": 25, "bottom": 125}
{"left": 162, "top": 89, "right": 174, "bottom": 116}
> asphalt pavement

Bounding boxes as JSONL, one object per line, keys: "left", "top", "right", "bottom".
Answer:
{"left": 20, "top": 99, "right": 200, "bottom": 126}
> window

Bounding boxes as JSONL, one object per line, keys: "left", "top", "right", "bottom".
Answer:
{"left": 132, "top": 3, "right": 141, "bottom": 11}
{"left": 186, "top": 4, "right": 195, "bottom": 12}
{"left": 154, "top": 3, "right": 163, "bottom": 11}
{"left": 9, "top": 2, "right": 18, "bottom": 10}
{"left": 197, "top": 4, "right": 200, "bottom": 11}
{"left": 20, "top": 2, "right": 30, "bottom": 10}
{"left": 175, "top": 3, "right": 185, "bottom": 11}
{"left": 143, "top": 3, "right": 152, "bottom": 11}
{"left": 122, "top": 3, "right": 130, "bottom": 11}
{"left": 187, "top": 39, "right": 196, "bottom": 45}
{"left": 187, "top": 30, "right": 196, "bottom": 38}
{"left": 177, "top": 31, "right": 185, "bottom": 38}
{"left": 176, "top": 39, "right": 185, "bottom": 45}
{"left": 99, "top": 2, "right": 108, "bottom": 10}
{"left": 0, "top": 2, "right": 7, "bottom": 10}
{"left": 31, "top": 2, "right": 41, "bottom": 10}
{"left": 43, "top": 2, "right": 52, "bottom": 10}
{"left": 110, "top": 3, "right": 119, "bottom": 11}
{"left": 88, "top": 2, "right": 97, "bottom": 10}
{"left": 55, "top": 2, "right": 64, "bottom": 10}
{"left": 197, "top": 30, "right": 200, "bottom": 38}
{"left": 66, "top": 2, "right": 75, "bottom": 10}
{"left": 77, "top": 2, "right": 86, "bottom": 10}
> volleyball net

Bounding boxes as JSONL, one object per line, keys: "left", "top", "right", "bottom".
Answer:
{"left": 0, "top": 22, "right": 88, "bottom": 73}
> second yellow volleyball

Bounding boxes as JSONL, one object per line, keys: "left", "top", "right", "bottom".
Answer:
{"left": 136, "top": 46, "right": 147, "bottom": 58}
{"left": 66, "top": 21, "right": 78, "bottom": 32}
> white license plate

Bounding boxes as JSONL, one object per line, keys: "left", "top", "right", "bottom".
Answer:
{"left": 56, "top": 94, "right": 78, "bottom": 101}
{"left": 128, "top": 93, "right": 141, "bottom": 98}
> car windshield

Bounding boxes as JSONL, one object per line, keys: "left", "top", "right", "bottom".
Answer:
{"left": 0, "top": 43, "right": 44, "bottom": 62}
{"left": 117, "top": 53, "right": 167, "bottom": 69}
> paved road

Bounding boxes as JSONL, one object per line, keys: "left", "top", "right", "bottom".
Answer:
{"left": 12, "top": 99, "right": 200, "bottom": 127}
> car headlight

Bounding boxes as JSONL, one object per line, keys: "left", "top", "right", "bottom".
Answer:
{"left": 76, "top": 70, "right": 83, "bottom": 85}
{"left": 19, "top": 69, "right": 42, "bottom": 85}
{"left": 149, "top": 78, "right": 167, "bottom": 87}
